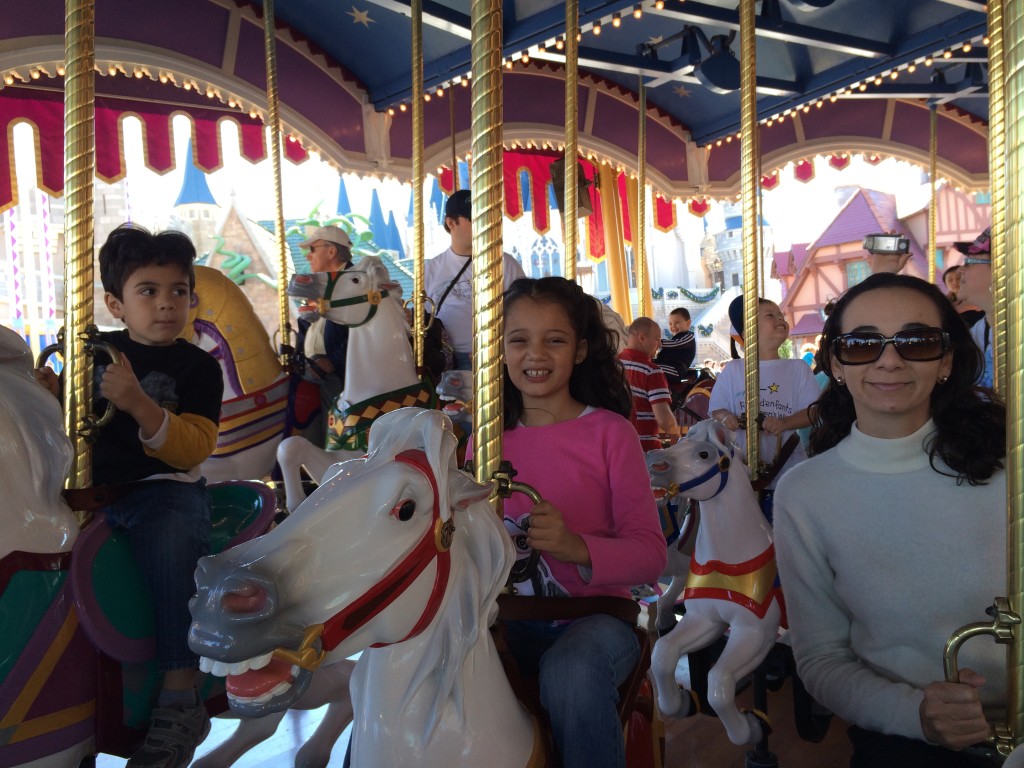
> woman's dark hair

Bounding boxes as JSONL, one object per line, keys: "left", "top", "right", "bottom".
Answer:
{"left": 99, "top": 224, "right": 197, "bottom": 299}
{"left": 502, "top": 277, "right": 631, "bottom": 429}
{"left": 809, "top": 272, "right": 1004, "bottom": 484}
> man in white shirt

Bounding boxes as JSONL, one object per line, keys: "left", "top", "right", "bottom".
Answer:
{"left": 424, "top": 189, "right": 526, "bottom": 370}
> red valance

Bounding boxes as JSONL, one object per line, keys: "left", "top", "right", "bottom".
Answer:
{"left": 0, "top": 85, "right": 309, "bottom": 214}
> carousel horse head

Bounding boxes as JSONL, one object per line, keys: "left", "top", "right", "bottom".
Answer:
{"left": 646, "top": 418, "right": 738, "bottom": 504}
{"left": 0, "top": 325, "right": 76, "bottom": 559}
{"left": 190, "top": 407, "right": 507, "bottom": 722}
{"left": 287, "top": 255, "right": 399, "bottom": 329}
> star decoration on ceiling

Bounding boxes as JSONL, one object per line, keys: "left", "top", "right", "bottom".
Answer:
{"left": 349, "top": 6, "right": 374, "bottom": 27}
{"left": 673, "top": 85, "right": 691, "bottom": 98}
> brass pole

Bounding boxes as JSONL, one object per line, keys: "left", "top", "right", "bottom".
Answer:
{"left": 563, "top": 0, "right": 579, "bottom": 281}
{"left": 928, "top": 106, "right": 938, "bottom": 286}
{"left": 636, "top": 77, "right": 649, "bottom": 318}
{"left": 63, "top": 0, "right": 95, "bottom": 490}
{"left": 262, "top": 0, "right": 291, "bottom": 364}
{"left": 739, "top": 0, "right": 760, "bottom": 477}
{"left": 412, "top": 0, "right": 425, "bottom": 370}
{"left": 1001, "top": 0, "right": 1024, "bottom": 748}
{"left": 450, "top": 83, "right": 459, "bottom": 192}
{"left": 992, "top": 0, "right": 1008, "bottom": 398}
{"left": 470, "top": 0, "right": 504, "bottom": 485}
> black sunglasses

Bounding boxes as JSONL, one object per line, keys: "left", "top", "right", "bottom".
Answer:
{"left": 831, "top": 328, "right": 950, "bottom": 366}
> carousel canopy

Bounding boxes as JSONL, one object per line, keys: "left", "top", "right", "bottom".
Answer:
{"left": 0, "top": 0, "right": 989, "bottom": 207}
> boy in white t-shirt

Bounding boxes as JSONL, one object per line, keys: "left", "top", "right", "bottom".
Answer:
{"left": 709, "top": 296, "right": 820, "bottom": 518}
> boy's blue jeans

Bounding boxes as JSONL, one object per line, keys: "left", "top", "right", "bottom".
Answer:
{"left": 505, "top": 613, "right": 640, "bottom": 768}
{"left": 104, "top": 478, "right": 211, "bottom": 673}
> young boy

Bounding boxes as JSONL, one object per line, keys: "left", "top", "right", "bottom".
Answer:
{"left": 709, "top": 296, "right": 819, "bottom": 517}
{"left": 654, "top": 307, "right": 696, "bottom": 382}
{"left": 41, "top": 225, "right": 223, "bottom": 768}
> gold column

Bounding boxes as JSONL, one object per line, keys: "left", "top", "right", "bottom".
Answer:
{"left": 412, "top": 0, "right": 425, "bottom": 369}
{"left": 1001, "top": 0, "right": 1024, "bottom": 747}
{"left": 450, "top": 86, "right": 459, "bottom": 192}
{"left": 263, "top": 0, "right": 291, "bottom": 364}
{"left": 563, "top": 0, "right": 579, "bottom": 281}
{"left": 636, "top": 77, "right": 649, "bottom": 318}
{"left": 992, "top": 0, "right": 1008, "bottom": 397}
{"left": 739, "top": 0, "right": 760, "bottom": 477}
{"left": 63, "top": 0, "right": 96, "bottom": 489}
{"left": 470, "top": 0, "right": 504, "bottom": 485}
{"left": 928, "top": 106, "right": 938, "bottom": 286}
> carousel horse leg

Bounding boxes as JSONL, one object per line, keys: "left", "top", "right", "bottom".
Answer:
{"left": 650, "top": 613, "right": 723, "bottom": 719}
{"left": 276, "top": 436, "right": 336, "bottom": 512}
{"left": 706, "top": 627, "right": 776, "bottom": 746}
{"left": 191, "top": 711, "right": 288, "bottom": 768}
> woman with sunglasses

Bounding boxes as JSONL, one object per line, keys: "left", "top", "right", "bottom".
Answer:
{"left": 774, "top": 272, "right": 1006, "bottom": 768}
{"left": 955, "top": 227, "right": 993, "bottom": 389}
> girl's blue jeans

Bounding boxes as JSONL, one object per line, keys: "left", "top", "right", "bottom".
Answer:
{"left": 505, "top": 613, "right": 641, "bottom": 768}
{"left": 104, "top": 478, "right": 211, "bottom": 672}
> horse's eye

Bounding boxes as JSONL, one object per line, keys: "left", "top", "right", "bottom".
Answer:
{"left": 350, "top": 276, "right": 361, "bottom": 285}
{"left": 698, "top": 450, "right": 710, "bottom": 460}
{"left": 392, "top": 499, "right": 416, "bottom": 521}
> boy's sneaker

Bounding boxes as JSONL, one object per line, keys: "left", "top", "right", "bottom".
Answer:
{"left": 127, "top": 699, "right": 211, "bottom": 768}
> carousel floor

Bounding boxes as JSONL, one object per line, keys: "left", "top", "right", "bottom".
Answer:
{"left": 96, "top": 669, "right": 852, "bottom": 768}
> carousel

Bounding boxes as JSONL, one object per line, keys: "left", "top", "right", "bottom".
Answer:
{"left": 0, "top": 1, "right": 1020, "bottom": 767}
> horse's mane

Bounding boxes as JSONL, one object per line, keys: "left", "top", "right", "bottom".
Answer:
{"left": 361, "top": 408, "right": 512, "bottom": 740}
{"left": 0, "top": 327, "right": 74, "bottom": 548}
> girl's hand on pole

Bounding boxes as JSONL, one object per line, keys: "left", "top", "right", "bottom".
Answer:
{"left": 527, "top": 500, "right": 591, "bottom": 567}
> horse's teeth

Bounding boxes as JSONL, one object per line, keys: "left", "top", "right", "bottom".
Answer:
{"left": 249, "top": 651, "right": 274, "bottom": 670}
{"left": 199, "top": 656, "right": 214, "bottom": 673}
{"left": 210, "top": 660, "right": 232, "bottom": 677}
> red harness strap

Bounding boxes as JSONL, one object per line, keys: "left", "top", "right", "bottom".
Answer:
{"left": 319, "top": 449, "right": 453, "bottom": 651}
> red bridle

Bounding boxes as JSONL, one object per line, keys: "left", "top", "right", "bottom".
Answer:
{"left": 317, "top": 449, "right": 455, "bottom": 653}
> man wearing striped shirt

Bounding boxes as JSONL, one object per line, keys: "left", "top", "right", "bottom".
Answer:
{"left": 619, "top": 317, "right": 681, "bottom": 451}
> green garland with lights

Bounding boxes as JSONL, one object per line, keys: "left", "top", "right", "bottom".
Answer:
{"left": 655, "top": 285, "right": 721, "bottom": 303}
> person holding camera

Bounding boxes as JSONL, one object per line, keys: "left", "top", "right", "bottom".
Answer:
{"left": 863, "top": 232, "right": 912, "bottom": 274}
{"left": 954, "top": 227, "right": 993, "bottom": 389}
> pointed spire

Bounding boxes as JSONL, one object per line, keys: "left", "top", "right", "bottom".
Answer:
{"left": 367, "top": 188, "right": 388, "bottom": 249}
{"left": 174, "top": 140, "right": 217, "bottom": 207}
{"left": 337, "top": 176, "right": 352, "bottom": 216}
{"left": 429, "top": 178, "right": 445, "bottom": 225}
{"left": 386, "top": 210, "right": 405, "bottom": 260}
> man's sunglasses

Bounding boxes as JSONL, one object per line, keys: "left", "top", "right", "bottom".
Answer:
{"left": 964, "top": 256, "right": 991, "bottom": 266}
{"left": 831, "top": 328, "right": 950, "bottom": 365}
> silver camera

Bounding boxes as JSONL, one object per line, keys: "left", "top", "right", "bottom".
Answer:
{"left": 862, "top": 233, "right": 909, "bottom": 255}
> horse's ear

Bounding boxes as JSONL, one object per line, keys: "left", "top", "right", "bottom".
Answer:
{"left": 701, "top": 418, "right": 733, "bottom": 453}
{"left": 449, "top": 470, "right": 493, "bottom": 509}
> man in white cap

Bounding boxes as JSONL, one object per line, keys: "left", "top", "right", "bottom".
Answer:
{"left": 424, "top": 189, "right": 526, "bottom": 370}
{"left": 296, "top": 225, "right": 353, "bottom": 443}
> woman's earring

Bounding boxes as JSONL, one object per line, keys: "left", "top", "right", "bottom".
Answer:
{"left": 938, "top": 375, "right": 949, "bottom": 384}
{"left": 834, "top": 376, "right": 844, "bottom": 385}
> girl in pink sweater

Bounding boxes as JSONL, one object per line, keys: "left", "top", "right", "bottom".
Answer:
{"left": 500, "top": 277, "right": 666, "bottom": 768}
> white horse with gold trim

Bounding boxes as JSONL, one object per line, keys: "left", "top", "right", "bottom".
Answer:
{"left": 645, "top": 419, "right": 782, "bottom": 746}
{"left": 276, "top": 255, "right": 436, "bottom": 511}
{"left": 190, "top": 408, "right": 539, "bottom": 768}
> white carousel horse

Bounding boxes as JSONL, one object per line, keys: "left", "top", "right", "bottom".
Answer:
{"left": 187, "top": 265, "right": 303, "bottom": 484}
{"left": 190, "top": 408, "right": 539, "bottom": 768}
{"left": 276, "top": 256, "right": 434, "bottom": 512}
{"left": 0, "top": 325, "right": 77, "bottom": 561}
{"left": 650, "top": 496, "right": 699, "bottom": 634}
{"left": 1, "top": 323, "right": 340, "bottom": 768}
{"left": 645, "top": 419, "right": 782, "bottom": 746}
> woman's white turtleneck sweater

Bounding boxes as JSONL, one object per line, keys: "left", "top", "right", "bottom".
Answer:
{"left": 774, "top": 420, "right": 1006, "bottom": 740}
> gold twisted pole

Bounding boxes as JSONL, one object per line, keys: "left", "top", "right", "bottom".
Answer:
{"left": 739, "top": 0, "right": 760, "bottom": 478}
{"left": 991, "top": 0, "right": 1008, "bottom": 398}
{"left": 1002, "top": 0, "right": 1024, "bottom": 748}
{"left": 263, "top": 0, "right": 291, "bottom": 365}
{"left": 63, "top": 0, "right": 96, "bottom": 489}
{"left": 450, "top": 83, "right": 459, "bottom": 191}
{"left": 928, "top": 106, "right": 938, "bottom": 286}
{"left": 469, "top": 0, "right": 504, "bottom": 485}
{"left": 412, "top": 0, "right": 425, "bottom": 369}
{"left": 636, "top": 77, "right": 649, "bottom": 318}
{"left": 563, "top": 0, "right": 579, "bottom": 281}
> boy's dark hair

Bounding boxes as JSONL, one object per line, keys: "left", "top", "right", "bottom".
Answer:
{"left": 502, "top": 277, "right": 631, "bottom": 429}
{"left": 99, "top": 224, "right": 197, "bottom": 299}
{"left": 669, "top": 307, "right": 690, "bottom": 322}
{"left": 809, "top": 272, "right": 1004, "bottom": 484}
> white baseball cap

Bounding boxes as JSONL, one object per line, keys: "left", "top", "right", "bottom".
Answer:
{"left": 298, "top": 225, "right": 351, "bottom": 249}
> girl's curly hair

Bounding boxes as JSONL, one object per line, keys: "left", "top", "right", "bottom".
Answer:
{"left": 502, "top": 277, "right": 631, "bottom": 429}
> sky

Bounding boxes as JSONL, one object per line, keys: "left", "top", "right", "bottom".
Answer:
{"left": 11, "top": 113, "right": 937, "bottom": 254}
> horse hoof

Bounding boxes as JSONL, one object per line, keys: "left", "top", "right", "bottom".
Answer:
{"left": 741, "top": 708, "right": 772, "bottom": 744}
